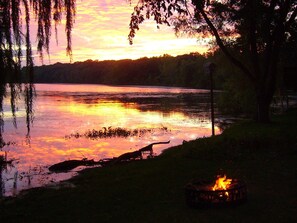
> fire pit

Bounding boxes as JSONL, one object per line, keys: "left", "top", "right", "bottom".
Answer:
{"left": 185, "top": 175, "right": 247, "bottom": 208}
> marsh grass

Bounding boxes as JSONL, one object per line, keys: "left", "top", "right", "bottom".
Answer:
{"left": 1, "top": 109, "right": 297, "bottom": 222}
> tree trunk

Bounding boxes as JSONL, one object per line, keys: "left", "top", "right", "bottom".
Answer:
{"left": 255, "top": 75, "right": 276, "bottom": 123}
{"left": 256, "top": 93, "right": 271, "bottom": 123}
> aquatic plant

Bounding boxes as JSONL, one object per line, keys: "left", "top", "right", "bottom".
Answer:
{"left": 65, "top": 126, "right": 169, "bottom": 140}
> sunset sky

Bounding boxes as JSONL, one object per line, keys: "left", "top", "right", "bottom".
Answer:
{"left": 32, "top": 0, "right": 208, "bottom": 65}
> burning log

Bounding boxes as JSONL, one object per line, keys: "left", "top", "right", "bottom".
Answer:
{"left": 185, "top": 175, "right": 247, "bottom": 208}
{"left": 212, "top": 175, "right": 232, "bottom": 191}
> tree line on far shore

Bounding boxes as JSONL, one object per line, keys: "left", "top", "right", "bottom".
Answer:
{"left": 32, "top": 51, "right": 296, "bottom": 117}
{"left": 32, "top": 52, "right": 227, "bottom": 89}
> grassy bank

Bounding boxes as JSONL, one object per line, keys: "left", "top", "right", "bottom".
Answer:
{"left": 1, "top": 109, "right": 297, "bottom": 222}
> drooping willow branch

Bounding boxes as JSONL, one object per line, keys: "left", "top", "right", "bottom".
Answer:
{"left": 0, "top": 0, "right": 76, "bottom": 147}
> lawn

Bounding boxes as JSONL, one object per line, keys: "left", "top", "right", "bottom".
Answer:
{"left": 1, "top": 109, "right": 297, "bottom": 222}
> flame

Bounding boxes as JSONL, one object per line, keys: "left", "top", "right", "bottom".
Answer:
{"left": 212, "top": 175, "right": 232, "bottom": 191}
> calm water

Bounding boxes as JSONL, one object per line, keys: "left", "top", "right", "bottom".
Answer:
{"left": 1, "top": 84, "right": 220, "bottom": 197}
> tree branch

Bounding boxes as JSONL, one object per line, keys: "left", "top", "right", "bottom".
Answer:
{"left": 262, "top": 1, "right": 293, "bottom": 94}
{"left": 285, "top": 6, "right": 297, "bottom": 29}
{"left": 248, "top": 1, "right": 261, "bottom": 79}
{"left": 197, "top": 6, "right": 255, "bottom": 82}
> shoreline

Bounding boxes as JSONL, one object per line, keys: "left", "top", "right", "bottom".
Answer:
{"left": 1, "top": 108, "right": 297, "bottom": 222}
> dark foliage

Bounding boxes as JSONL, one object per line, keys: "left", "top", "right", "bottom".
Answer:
{"left": 0, "top": 0, "right": 75, "bottom": 144}
{"left": 33, "top": 53, "right": 212, "bottom": 88}
{"left": 128, "top": 0, "right": 297, "bottom": 122}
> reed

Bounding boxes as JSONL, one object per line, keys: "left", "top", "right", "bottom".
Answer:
{"left": 1, "top": 109, "right": 296, "bottom": 222}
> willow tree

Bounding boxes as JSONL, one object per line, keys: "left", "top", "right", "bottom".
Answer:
{"left": 129, "top": 0, "right": 297, "bottom": 122}
{"left": 0, "top": 0, "right": 75, "bottom": 146}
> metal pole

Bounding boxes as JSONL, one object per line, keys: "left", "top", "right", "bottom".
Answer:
{"left": 210, "top": 70, "right": 215, "bottom": 136}
{"left": 204, "top": 62, "right": 216, "bottom": 137}
{"left": 0, "top": 165, "right": 3, "bottom": 198}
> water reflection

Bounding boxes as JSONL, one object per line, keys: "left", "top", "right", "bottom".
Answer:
{"left": 0, "top": 84, "right": 220, "bottom": 197}
{"left": 65, "top": 126, "right": 169, "bottom": 139}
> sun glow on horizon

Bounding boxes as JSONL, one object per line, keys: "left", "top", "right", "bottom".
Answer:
{"left": 29, "top": 0, "right": 208, "bottom": 65}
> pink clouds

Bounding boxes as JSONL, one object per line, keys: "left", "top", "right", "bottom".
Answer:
{"left": 31, "top": 0, "right": 207, "bottom": 65}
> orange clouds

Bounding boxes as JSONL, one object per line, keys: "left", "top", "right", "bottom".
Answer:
{"left": 33, "top": 0, "right": 207, "bottom": 65}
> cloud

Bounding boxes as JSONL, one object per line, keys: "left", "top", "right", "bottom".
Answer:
{"left": 31, "top": 0, "right": 207, "bottom": 65}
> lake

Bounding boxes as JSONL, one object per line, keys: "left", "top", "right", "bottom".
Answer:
{"left": 1, "top": 84, "right": 221, "bottom": 197}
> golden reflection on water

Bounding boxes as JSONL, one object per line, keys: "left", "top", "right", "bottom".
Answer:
{"left": 1, "top": 84, "right": 220, "bottom": 196}
{"left": 67, "top": 101, "right": 139, "bottom": 116}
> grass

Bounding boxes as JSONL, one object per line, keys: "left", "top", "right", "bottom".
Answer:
{"left": 1, "top": 109, "right": 297, "bottom": 222}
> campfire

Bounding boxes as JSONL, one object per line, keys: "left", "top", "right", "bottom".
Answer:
{"left": 185, "top": 174, "right": 247, "bottom": 208}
